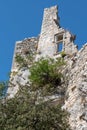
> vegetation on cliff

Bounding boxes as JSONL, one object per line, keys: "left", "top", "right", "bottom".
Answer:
{"left": 0, "top": 81, "right": 8, "bottom": 97}
{"left": 0, "top": 58, "right": 70, "bottom": 130}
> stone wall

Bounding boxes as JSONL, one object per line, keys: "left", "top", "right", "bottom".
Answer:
{"left": 8, "top": 5, "right": 87, "bottom": 130}
{"left": 37, "top": 6, "right": 60, "bottom": 57}
{"left": 63, "top": 43, "right": 87, "bottom": 130}
{"left": 12, "top": 37, "right": 39, "bottom": 71}
{"left": 7, "top": 37, "right": 39, "bottom": 98}
{"left": 37, "top": 6, "right": 77, "bottom": 58}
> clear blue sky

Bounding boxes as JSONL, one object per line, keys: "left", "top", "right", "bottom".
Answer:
{"left": 0, "top": 0, "right": 87, "bottom": 81}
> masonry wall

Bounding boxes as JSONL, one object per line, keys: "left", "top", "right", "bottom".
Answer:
{"left": 12, "top": 37, "right": 38, "bottom": 71}
{"left": 63, "top": 44, "right": 87, "bottom": 130}
{"left": 37, "top": 6, "right": 78, "bottom": 57}
{"left": 37, "top": 6, "right": 60, "bottom": 56}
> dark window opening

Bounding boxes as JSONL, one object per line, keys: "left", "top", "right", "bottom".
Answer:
{"left": 58, "top": 35, "right": 63, "bottom": 41}
{"left": 55, "top": 34, "right": 63, "bottom": 43}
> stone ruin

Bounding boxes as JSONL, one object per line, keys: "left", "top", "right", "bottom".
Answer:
{"left": 37, "top": 6, "right": 77, "bottom": 57}
{"left": 12, "top": 5, "right": 78, "bottom": 71}
{"left": 8, "top": 5, "right": 87, "bottom": 130}
{"left": 12, "top": 37, "right": 39, "bottom": 71}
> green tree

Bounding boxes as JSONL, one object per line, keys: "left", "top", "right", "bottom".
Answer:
{"left": 0, "top": 86, "right": 70, "bottom": 130}
{"left": 0, "top": 57, "right": 70, "bottom": 130}
{"left": 29, "top": 58, "right": 65, "bottom": 95}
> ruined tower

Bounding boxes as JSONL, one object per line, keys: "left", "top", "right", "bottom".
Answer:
{"left": 12, "top": 5, "right": 78, "bottom": 71}
{"left": 37, "top": 6, "right": 78, "bottom": 57}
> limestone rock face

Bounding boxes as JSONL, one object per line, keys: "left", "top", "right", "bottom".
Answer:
{"left": 7, "top": 5, "right": 87, "bottom": 130}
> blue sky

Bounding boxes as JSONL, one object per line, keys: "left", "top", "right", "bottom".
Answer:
{"left": 0, "top": 0, "right": 87, "bottom": 81}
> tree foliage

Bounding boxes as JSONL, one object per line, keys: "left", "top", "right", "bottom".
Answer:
{"left": 0, "top": 86, "right": 70, "bottom": 130}
{"left": 0, "top": 81, "right": 7, "bottom": 97}
{"left": 0, "top": 57, "right": 70, "bottom": 130}
{"left": 29, "top": 58, "right": 65, "bottom": 95}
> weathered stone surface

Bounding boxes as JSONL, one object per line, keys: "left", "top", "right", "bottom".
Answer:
{"left": 63, "top": 44, "right": 87, "bottom": 130}
{"left": 37, "top": 6, "right": 77, "bottom": 58}
{"left": 12, "top": 37, "right": 39, "bottom": 71}
{"left": 7, "top": 67, "right": 30, "bottom": 98}
{"left": 7, "top": 5, "right": 87, "bottom": 130}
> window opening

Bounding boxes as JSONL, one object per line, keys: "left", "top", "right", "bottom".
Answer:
{"left": 57, "top": 42, "right": 63, "bottom": 52}
{"left": 55, "top": 34, "right": 63, "bottom": 43}
{"left": 55, "top": 33, "right": 64, "bottom": 52}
